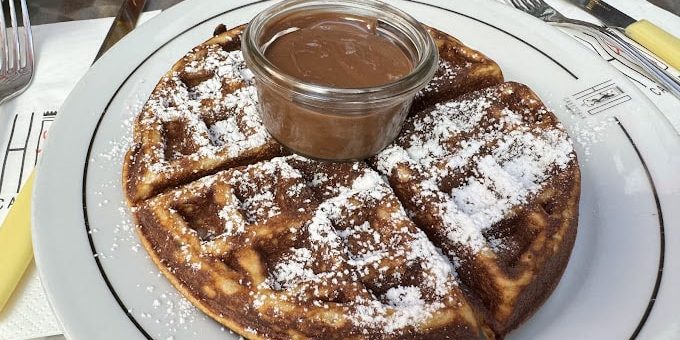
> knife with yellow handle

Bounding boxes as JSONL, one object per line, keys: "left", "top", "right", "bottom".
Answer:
{"left": 0, "top": 0, "right": 147, "bottom": 313}
{"left": 572, "top": 0, "right": 680, "bottom": 70}
{"left": 0, "top": 172, "right": 34, "bottom": 311}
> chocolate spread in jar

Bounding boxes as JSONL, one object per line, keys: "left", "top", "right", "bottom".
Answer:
{"left": 254, "top": 12, "right": 419, "bottom": 160}
{"left": 264, "top": 13, "right": 413, "bottom": 88}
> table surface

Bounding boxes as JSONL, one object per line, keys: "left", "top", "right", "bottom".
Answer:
{"left": 649, "top": 0, "right": 680, "bottom": 15}
{"left": 9, "top": 0, "right": 183, "bottom": 25}
{"left": 7, "top": 0, "right": 680, "bottom": 25}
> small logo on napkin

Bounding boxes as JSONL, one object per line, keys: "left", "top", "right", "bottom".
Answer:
{"left": 0, "top": 111, "right": 56, "bottom": 218}
{"left": 566, "top": 80, "right": 631, "bottom": 117}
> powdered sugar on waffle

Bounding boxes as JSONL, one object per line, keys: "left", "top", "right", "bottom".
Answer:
{"left": 352, "top": 289, "right": 444, "bottom": 333}
{"left": 255, "top": 158, "right": 459, "bottom": 332}
{"left": 142, "top": 46, "right": 269, "bottom": 173}
{"left": 227, "top": 157, "right": 302, "bottom": 223}
{"left": 208, "top": 86, "right": 268, "bottom": 157}
{"left": 378, "top": 96, "right": 492, "bottom": 173}
{"left": 416, "top": 59, "right": 468, "bottom": 97}
{"left": 376, "top": 88, "right": 575, "bottom": 252}
{"left": 217, "top": 187, "right": 247, "bottom": 237}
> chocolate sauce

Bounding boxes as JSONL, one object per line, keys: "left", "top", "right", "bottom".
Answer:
{"left": 264, "top": 13, "right": 413, "bottom": 88}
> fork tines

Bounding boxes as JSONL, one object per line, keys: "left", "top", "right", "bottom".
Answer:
{"left": 0, "top": 0, "right": 33, "bottom": 105}
{"left": 0, "top": 0, "right": 33, "bottom": 75}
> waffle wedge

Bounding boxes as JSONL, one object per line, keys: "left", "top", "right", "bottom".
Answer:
{"left": 374, "top": 82, "right": 580, "bottom": 335}
{"left": 123, "top": 25, "right": 286, "bottom": 203}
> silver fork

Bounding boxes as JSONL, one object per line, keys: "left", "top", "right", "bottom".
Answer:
{"left": 508, "top": 0, "right": 680, "bottom": 99}
{"left": 0, "top": 0, "right": 33, "bottom": 105}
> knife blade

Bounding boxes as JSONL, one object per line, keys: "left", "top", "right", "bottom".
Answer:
{"left": 571, "top": 0, "right": 635, "bottom": 28}
{"left": 94, "top": 0, "right": 148, "bottom": 62}
{"left": 569, "top": 0, "right": 680, "bottom": 70}
{"left": 0, "top": 0, "right": 148, "bottom": 314}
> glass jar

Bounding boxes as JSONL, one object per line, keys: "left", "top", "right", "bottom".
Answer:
{"left": 242, "top": 0, "right": 438, "bottom": 161}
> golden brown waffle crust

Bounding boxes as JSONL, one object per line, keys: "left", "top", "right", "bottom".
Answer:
{"left": 133, "top": 212, "right": 271, "bottom": 340}
{"left": 123, "top": 24, "right": 579, "bottom": 340}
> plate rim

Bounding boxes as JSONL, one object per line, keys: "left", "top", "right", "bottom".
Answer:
{"left": 32, "top": 0, "right": 676, "bottom": 339}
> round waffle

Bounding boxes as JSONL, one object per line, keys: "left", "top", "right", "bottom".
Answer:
{"left": 124, "top": 24, "right": 579, "bottom": 339}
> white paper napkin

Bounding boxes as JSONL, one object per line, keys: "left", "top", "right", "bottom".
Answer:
{"left": 0, "top": 12, "right": 159, "bottom": 340}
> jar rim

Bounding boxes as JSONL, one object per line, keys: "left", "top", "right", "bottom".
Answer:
{"left": 241, "top": 0, "right": 439, "bottom": 103}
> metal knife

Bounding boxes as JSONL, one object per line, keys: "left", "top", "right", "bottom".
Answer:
{"left": 0, "top": 0, "right": 147, "bottom": 313}
{"left": 95, "top": 0, "right": 148, "bottom": 62}
{"left": 570, "top": 0, "right": 680, "bottom": 70}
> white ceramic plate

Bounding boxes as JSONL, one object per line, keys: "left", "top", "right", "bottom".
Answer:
{"left": 32, "top": 0, "right": 680, "bottom": 339}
